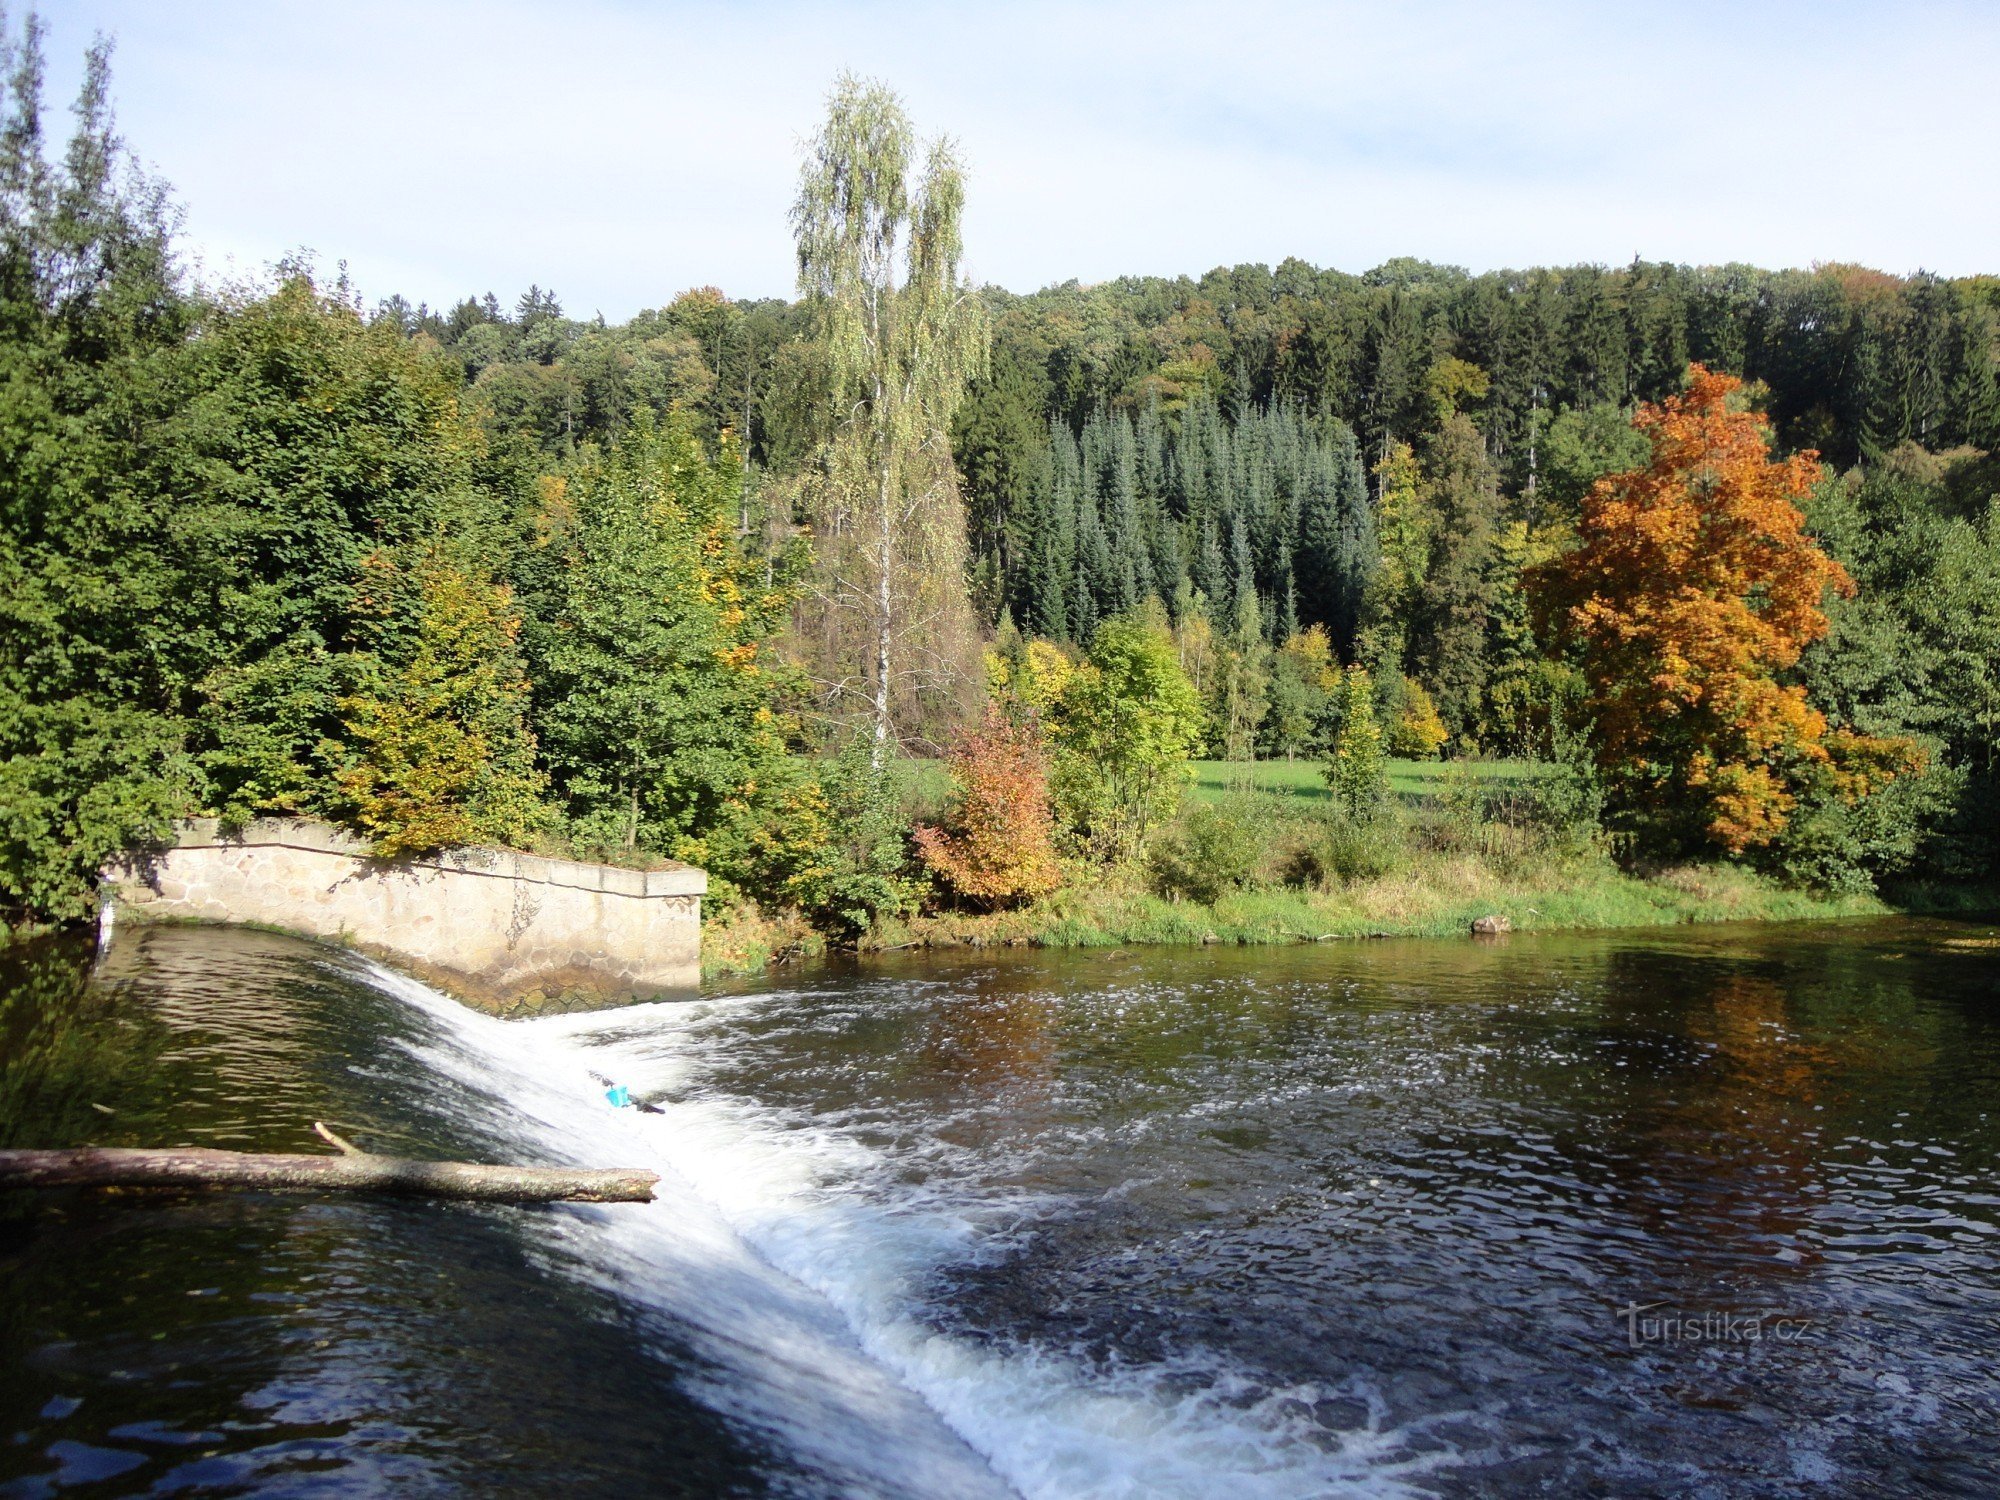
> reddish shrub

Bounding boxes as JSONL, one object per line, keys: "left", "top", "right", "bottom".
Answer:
{"left": 915, "top": 709, "right": 1061, "bottom": 907}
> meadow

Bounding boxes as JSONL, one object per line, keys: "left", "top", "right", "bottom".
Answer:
{"left": 893, "top": 756, "right": 1538, "bottom": 811}
{"left": 1187, "top": 758, "right": 1537, "bottom": 803}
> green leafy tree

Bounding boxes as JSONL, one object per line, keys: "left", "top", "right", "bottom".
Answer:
{"left": 524, "top": 415, "right": 796, "bottom": 861}
{"left": 1265, "top": 626, "right": 1335, "bottom": 759}
{"left": 157, "top": 274, "right": 504, "bottom": 825}
{"left": 335, "top": 547, "right": 550, "bottom": 856}
{"left": 1215, "top": 587, "right": 1271, "bottom": 766}
{"left": 1798, "top": 443, "right": 2000, "bottom": 880}
{"left": 1051, "top": 609, "right": 1205, "bottom": 860}
{"left": 0, "top": 22, "right": 195, "bottom": 919}
{"left": 1358, "top": 438, "right": 1425, "bottom": 669}
{"left": 1534, "top": 401, "right": 1649, "bottom": 524}
{"left": 952, "top": 344, "right": 1049, "bottom": 603}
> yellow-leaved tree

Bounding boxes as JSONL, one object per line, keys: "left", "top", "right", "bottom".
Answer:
{"left": 336, "top": 548, "right": 550, "bottom": 857}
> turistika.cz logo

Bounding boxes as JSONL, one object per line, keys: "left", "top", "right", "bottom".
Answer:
{"left": 1618, "top": 1302, "right": 1817, "bottom": 1348}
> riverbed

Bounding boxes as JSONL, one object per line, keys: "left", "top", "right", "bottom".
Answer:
{"left": 3, "top": 916, "right": 1997, "bottom": 1496}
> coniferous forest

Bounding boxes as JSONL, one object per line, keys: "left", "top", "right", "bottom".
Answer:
{"left": 4, "top": 25, "right": 1997, "bottom": 959}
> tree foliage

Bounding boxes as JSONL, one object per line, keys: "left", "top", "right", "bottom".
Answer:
{"left": 335, "top": 548, "right": 548, "bottom": 856}
{"left": 791, "top": 74, "right": 988, "bottom": 758}
{"left": 8, "top": 25, "right": 2000, "bottom": 932}
{"left": 523, "top": 415, "right": 794, "bottom": 861}
{"left": 1050, "top": 611, "right": 1205, "bottom": 860}
{"left": 1325, "top": 665, "right": 1387, "bottom": 818}
{"left": 1531, "top": 366, "right": 1919, "bottom": 853}
{"left": 0, "top": 20, "right": 192, "bottom": 918}
{"left": 915, "top": 707, "right": 1060, "bottom": 907}
{"left": 1796, "top": 443, "right": 2000, "bottom": 880}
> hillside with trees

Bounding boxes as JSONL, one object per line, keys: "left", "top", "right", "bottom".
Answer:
{"left": 2, "top": 20, "right": 1995, "bottom": 960}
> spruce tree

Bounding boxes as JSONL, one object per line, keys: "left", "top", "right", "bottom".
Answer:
{"left": 1410, "top": 413, "right": 1504, "bottom": 737}
{"left": 1327, "top": 665, "right": 1387, "bottom": 819}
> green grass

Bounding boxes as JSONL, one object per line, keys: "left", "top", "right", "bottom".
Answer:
{"left": 888, "top": 754, "right": 1539, "bottom": 810}
{"left": 1189, "top": 757, "right": 1538, "bottom": 803}
{"left": 731, "top": 757, "right": 1995, "bottom": 974}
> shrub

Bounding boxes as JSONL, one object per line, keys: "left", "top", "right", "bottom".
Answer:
{"left": 1147, "top": 804, "right": 1260, "bottom": 904}
{"left": 1400, "top": 763, "right": 1544, "bottom": 870}
{"left": 916, "top": 709, "right": 1061, "bottom": 908}
{"left": 1384, "top": 679, "right": 1449, "bottom": 758}
{"left": 1765, "top": 732, "right": 1943, "bottom": 892}
{"left": 1526, "top": 713, "right": 1606, "bottom": 858}
{"left": 749, "top": 740, "right": 925, "bottom": 940}
{"left": 1279, "top": 811, "right": 1400, "bottom": 888}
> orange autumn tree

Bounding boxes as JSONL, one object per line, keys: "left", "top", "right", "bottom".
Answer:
{"left": 915, "top": 707, "right": 1062, "bottom": 908}
{"left": 1530, "top": 365, "right": 1916, "bottom": 854}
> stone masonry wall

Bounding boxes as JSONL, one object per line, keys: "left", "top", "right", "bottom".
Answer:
{"left": 100, "top": 819, "right": 705, "bottom": 1009}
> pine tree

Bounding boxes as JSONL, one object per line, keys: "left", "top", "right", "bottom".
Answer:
{"left": 1330, "top": 424, "right": 1380, "bottom": 654}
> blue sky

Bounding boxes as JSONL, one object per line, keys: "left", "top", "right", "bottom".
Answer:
{"left": 38, "top": 0, "right": 2000, "bottom": 320}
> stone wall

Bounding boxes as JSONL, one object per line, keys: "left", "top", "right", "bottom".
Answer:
{"left": 100, "top": 819, "right": 705, "bottom": 1011}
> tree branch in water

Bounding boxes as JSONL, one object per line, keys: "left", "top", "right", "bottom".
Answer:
{"left": 0, "top": 1123, "right": 658, "bottom": 1203}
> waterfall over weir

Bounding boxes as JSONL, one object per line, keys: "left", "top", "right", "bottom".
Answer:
{"left": 349, "top": 958, "right": 1016, "bottom": 1500}
{"left": 364, "top": 958, "right": 1434, "bottom": 1500}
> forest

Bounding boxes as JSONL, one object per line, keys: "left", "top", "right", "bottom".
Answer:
{"left": 3, "top": 22, "right": 1996, "bottom": 961}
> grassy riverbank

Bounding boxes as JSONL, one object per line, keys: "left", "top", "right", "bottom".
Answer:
{"left": 863, "top": 861, "right": 1889, "bottom": 954}
{"left": 1187, "top": 757, "right": 1538, "bottom": 803}
{"left": 701, "top": 852, "right": 1991, "bottom": 979}
{"left": 696, "top": 754, "right": 1999, "bottom": 979}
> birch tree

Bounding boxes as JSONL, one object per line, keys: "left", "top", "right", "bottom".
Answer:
{"left": 791, "top": 75, "right": 988, "bottom": 763}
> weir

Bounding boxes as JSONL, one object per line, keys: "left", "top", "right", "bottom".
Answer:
{"left": 98, "top": 818, "right": 705, "bottom": 1012}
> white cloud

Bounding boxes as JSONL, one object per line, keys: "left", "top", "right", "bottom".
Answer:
{"left": 38, "top": 0, "right": 2000, "bottom": 317}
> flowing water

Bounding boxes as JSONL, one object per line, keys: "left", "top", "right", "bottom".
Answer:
{"left": 2, "top": 915, "right": 1998, "bottom": 1497}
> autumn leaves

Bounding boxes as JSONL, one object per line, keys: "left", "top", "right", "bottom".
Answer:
{"left": 1532, "top": 367, "right": 1921, "bottom": 854}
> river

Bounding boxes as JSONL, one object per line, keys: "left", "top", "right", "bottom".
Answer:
{"left": 2, "top": 915, "right": 1997, "bottom": 1497}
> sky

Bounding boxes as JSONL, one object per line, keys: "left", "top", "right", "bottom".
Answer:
{"left": 35, "top": 0, "right": 2000, "bottom": 321}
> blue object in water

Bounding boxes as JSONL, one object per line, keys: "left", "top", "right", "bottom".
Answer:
{"left": 604, "top": 1084, "right": 631, "bottom": 1109}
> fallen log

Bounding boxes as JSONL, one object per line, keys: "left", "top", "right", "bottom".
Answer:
{"left": 0, "top": 1122, "right": 658, "bottom": 1203}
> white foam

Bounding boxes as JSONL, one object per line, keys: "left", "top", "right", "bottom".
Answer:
{"left": 351, "top": 961, "right": 1456, "bottom": 1499}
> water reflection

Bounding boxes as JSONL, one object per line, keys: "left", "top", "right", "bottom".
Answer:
{"left": 0, "top": 928, "right": 784, "bottom": 1498}
{"left": 4, "top": 916, "right": 1998, "bottom": 1497}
